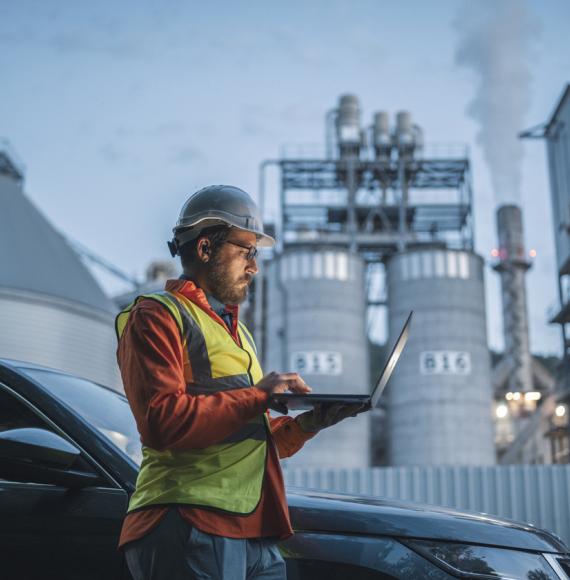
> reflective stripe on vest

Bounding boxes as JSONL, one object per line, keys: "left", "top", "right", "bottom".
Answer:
{"left": 116, "top": 290, "right": 268, "bottom": 515}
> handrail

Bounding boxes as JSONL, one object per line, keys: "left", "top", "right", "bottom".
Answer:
{"left": 279, "top": 142, "right": 469, "bottom": 161}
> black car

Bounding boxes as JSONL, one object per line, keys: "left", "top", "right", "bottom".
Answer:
{"left": 0, "top": 358, "right": 569, "bottom": 580}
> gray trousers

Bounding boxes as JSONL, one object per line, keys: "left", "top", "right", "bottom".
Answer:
{"left": 124, "top": 508, "right": 286, "bottom": 580}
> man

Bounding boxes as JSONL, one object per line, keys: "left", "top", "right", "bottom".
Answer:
{"left": 116, "top": 185, "right": 365, "bottom": 580}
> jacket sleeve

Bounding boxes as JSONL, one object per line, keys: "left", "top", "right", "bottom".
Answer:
{"left": 268, "top": 414, "right": 317, "bottom": 459}
{"left": 118, "top": 300, "right": 269, "bottom": 452}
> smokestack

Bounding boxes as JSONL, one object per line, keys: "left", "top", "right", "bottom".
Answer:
{"left": 493, "top": 205, "right": 533, "bottom": 394}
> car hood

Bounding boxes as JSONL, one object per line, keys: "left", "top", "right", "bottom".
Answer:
{"left": 287, "top": 489, "right": 567, "bottom": 553}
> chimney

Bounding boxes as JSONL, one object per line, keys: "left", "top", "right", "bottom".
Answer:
{"left": 493, "top": 204, "right": 533, "bottom": 394}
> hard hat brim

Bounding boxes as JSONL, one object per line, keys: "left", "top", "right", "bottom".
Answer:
{"left": 174, "top": 217, "right": 275, "bottom": 248}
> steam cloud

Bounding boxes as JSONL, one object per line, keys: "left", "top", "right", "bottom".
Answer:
{"left": 455, "top": 0, "right": 538, "bottom": 202}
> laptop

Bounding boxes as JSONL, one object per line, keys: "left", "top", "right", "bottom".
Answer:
{"left": 272, "top": 311, "right": 413, "bottom": 412}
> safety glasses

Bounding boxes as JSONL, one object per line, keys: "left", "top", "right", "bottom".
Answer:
{"left": 224, "top": 240, "right": 258, "bottom": 261}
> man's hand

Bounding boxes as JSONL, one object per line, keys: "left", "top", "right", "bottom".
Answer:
{"left": 255, "top": 372, "right": 311, "bottom": 414}
{"left": 255, "top": 372, "right": 312, "bottom": 396}
{"left": 295, "top": 402, "right": 369, "bottom": 433}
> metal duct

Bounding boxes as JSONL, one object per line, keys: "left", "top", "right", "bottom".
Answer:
{"left": 335, "top": 94, "right": 361, "bottom": 159}
{"left": 395, "top": 111, "right": 414, "bottom": 152}
{"left": 373, "top": 111, "right": 391, "bottom": 161}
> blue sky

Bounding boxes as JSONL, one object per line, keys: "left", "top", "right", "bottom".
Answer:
{"left": 1, "top": 0, "right": 569, "bottom": 354}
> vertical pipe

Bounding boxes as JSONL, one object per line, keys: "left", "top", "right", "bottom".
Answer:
{"left": 276, "top": 254, "right": 289, "bottom": 372}
{"left": 277, "top": 173, "right": 288, "bottom": 372}
{"left": 325, "top": 109, "right": 338, "bottom": 160}
{"left": 397, "top": 156, "right": 407, "bottom": 252}
{"left": 556, "top": 273, "right": 568, "bottom": 366}
{"left": 346, "top": 158, "right": 358, "bottom": 252}
{"left": 255, "top": 161, "right": 269, "bottom": 365}
{"left": 279, "top": 169, "right": 285, "bottom": 255}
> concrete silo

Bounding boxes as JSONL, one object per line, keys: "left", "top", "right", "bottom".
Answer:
{"left": 0, "top": 145, "right": 121, "bottom": 390}
{"left": 265, "top": 248, "right": 370, "bottom": 468}
{"left": 386, "top": 249, "right": 495, "bottom": 465}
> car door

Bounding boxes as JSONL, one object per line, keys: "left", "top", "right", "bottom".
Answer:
{"left": 0, "top": 383, "right": 129, "bottom": 580}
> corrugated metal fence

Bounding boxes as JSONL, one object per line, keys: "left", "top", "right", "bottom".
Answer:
{"left": 283, "top": 465, "right": 570, "bottom": 547}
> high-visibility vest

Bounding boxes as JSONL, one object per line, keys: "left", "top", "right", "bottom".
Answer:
{"left": 116, "top": 290, "right": 268, "bottom": 515}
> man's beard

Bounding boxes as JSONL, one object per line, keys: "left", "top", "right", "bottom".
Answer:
{"left": 206, "top": 257, "right": 251, "bottom": 305}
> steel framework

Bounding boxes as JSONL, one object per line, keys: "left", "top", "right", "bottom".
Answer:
{"left": 255, "top": 143, "right": 475, "bottom": 351}
{"left": 262, "top": 144, "right": 474, "bottom": 262}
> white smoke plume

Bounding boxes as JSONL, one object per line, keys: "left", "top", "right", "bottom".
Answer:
{"left": 455, "top": 0, "right": 539, "bottom": 202}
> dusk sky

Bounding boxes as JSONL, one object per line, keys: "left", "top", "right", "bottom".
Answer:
{"left": 1, "top": 0, "right": 569, "bottom": 354}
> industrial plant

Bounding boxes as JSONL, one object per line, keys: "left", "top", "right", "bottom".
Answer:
{"left": 256, "top": 94, "right": 491, "bottom": 467}
{"left": 254, "top": 92, "right": 569, "bottom": 469}
{"left": 1, "top": 89, "right": 569, "bottom": 469}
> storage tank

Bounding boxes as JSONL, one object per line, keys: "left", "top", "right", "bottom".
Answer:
{"left": 264, "top": 248, "right": 370, "bottom": 468}
{"left": 386, "top": 249, "right": 495, "bottom": 465}
{"left": 0, "top": 146, "right": 121, "bottom": 390}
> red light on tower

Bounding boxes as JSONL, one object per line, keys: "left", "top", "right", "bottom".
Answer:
{"left": 529, "top": 249, "right": 537, "bottom": 258}
{"left": 491, "top": 248, "right": 499, "bottom": 258}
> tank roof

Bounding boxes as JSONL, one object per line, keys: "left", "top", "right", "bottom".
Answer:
{"left": 0, "top": 168, "right": 116, "bottom": 315}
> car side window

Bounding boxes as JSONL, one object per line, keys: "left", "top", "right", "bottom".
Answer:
{"left": 0, "top": 386, "right": 97, "bottom": 484}
{"left": 0, "top": 387, "right": 51, "bottom": 433}
{"left": 286, "top": 559, "right": 396, "bottom": 580}
{"left": 0, "top": 387, "right": 54, "bottom": 483}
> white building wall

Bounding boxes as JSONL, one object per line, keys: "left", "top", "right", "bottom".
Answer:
{"left": 0, "top": 288, "right": 121, "bottom": 391}
{"left": 546, "top": 91, "right": 570, "bottom": 274}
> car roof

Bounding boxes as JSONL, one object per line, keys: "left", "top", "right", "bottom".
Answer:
{"left": 0, "top": 358, "right": 126, "bottom": 399}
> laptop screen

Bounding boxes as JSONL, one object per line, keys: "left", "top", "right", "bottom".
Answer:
{"left": 370, "top": 311, "right": 413, "bottom": 408}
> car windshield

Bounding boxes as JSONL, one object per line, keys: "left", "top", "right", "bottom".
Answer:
{"left": 20, "top": 368, "right": 142, "bottom": 466}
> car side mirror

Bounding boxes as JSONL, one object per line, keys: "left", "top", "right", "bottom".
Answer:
{"left": 0, "top": 428, "right": 101, "bottom": 488}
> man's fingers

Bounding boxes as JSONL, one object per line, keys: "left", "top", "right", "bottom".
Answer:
{"left": 278, "top": 373, "right": 311, "bottom": 393}
{"left": 278, "top": 372, "right": 301, "bottom": 380}
{"left": 287, "top": 380, "right": 311, "bottom": 394}
{"left": 256, "top": 371, "right": 312, "bottom": 397}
